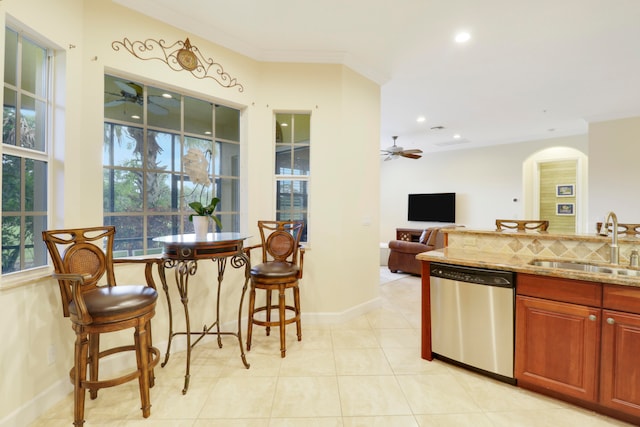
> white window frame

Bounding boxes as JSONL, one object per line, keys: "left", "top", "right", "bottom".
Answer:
{"left": 274, "top": 112, "right": 310, "bottom": 243}
{"left": 1, "top": 23, "right": 54, "bottom": 286}
{"left": 103, "top": 74, "right": 242, "bottom": 256}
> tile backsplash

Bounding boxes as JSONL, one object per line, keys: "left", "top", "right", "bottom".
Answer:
{"left": 446, "top": 231, "right": 640, "bottom": 265}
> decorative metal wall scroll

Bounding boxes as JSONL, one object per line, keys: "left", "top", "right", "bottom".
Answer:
{"left": 112, "top": 37, "right": 244, "bottom": 92}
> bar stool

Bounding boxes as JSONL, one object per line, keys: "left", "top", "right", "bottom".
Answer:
{"left": 42, "top": 226, "right": 160, "bottom": 426}
{"left": 496, "top": 219, "right": 549, "bottom": 231}
{"left": 245, "top": 220, "right": 305, "bottom": 357}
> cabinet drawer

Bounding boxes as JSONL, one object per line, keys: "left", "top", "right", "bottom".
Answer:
{"left": 517, "top": 273, "right": 601, "bottom": 306}
{"left": 603, "top": 284, "right": 640, "bottom": 314}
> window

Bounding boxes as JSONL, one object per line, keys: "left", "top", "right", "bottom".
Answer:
{"left": 103, "top": 75, "right": 241, "bottom": 256}
{"left": 2, "top": 27, "right": 50, "bottom": 274}
{"left": 275, "top": 113, "right": 309, "bottom": 242}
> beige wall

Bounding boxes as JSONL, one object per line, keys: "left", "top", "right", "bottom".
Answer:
{"left": 0, "top": 1, "right": 380, "bottom": 425}
{"left": 589, "top": 116, "right": 640, "bottom": 225}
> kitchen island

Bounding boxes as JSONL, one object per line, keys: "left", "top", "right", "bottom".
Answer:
{"left": 417, "top": 227, "right": 640, "bottom": 426}
{"left": 417, "top": 227, "right": 640, "bottom": 287}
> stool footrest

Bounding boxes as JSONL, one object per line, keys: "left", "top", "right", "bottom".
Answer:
{"left": 250, "top": 305, "right": 299, "bottom": 328}
{"left": 70, "top": 345, "right": 160, "bottom": 390}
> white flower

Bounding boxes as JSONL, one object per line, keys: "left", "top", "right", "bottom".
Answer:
{"left": 184, "top": 148, "right": 211, "bottom": 187}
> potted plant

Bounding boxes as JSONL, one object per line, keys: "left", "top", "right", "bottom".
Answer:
{"left": 183, "top": 147, "right": 223, "bottom": 237}
{"left": 188, "top": 197, "right": 223, "bottom": 229}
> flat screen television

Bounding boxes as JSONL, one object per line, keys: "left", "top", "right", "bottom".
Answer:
{"left": 408, "top": 193, "right": 456, "bottom": 222}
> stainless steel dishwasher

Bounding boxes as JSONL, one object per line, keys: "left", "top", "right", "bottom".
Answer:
{"left": 430, "top": 262, "right": 516, "bottom": 384}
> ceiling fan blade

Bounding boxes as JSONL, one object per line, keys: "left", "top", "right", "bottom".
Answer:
{"left": 401, "top": 149, "right": 423, "bottom": 154}
{"left": 383, "top": 147, "right": 403, "bottom": 154}
{"left": 148, "top": 102, "right": 169, "bottom": 115}
{"left": 400, "top": 152, "right": 422, "bottom": 159}
{"left": 114, "top": 80, "right": 137, "bottom": 96}
{"left": 104, "top": 100, "right": 125, "bottom": 107}
{"left": 149, "top": 95, "right": 180, "bottom": 107}
{"left": 115, "top": 80, "right": 143, "bottom": 97}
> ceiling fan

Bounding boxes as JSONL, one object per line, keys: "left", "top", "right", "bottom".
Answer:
{"left": 105, "top": 80, "right": 177, "bottom": 115}
{"left": 381, "top": 136, "right": 423, "bottom": 160}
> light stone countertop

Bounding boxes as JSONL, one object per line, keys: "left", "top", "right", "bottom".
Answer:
{"left": 416, "top": 247, "right": 640, "bottom": 288}
{"left": 443, "top": 226, "right": 640, "bottom": 244}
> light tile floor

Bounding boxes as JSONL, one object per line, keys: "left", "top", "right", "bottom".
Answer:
{"left": 30, "top": 269, "right": 634, "bottom": 427}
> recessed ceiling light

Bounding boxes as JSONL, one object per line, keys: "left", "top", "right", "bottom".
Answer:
{"left": 417, "top": 116, "right": 426, "bottom": 123}
{"left": 453, "top": 134, "right": 461, "bottom": 139}
{"left": 455, "top": 32, "right": 471, "bottom": 43}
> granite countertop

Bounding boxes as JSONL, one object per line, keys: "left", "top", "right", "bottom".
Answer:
{"left": 442, "top": 226, "right": 640, "bottom": 243}
{"left": 416, "top": 247, "right": 640, "bottom": 288}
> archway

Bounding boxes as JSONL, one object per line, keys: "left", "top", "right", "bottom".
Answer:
{"left": 523, "top": 147, "right": 588, "bottom": 233}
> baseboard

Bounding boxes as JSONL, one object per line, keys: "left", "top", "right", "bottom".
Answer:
{"left": 0, "top": 376, "right": 71, "bottom": 427}
{"left": 302, "top": 296, "right": 383, "bottom": 325}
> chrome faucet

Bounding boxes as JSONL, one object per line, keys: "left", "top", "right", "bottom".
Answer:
{"left": 599, "top": 211, "right": 619, "bottom": 264}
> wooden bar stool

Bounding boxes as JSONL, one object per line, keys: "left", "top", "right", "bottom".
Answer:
{"left": 42, "top": 226, "right": 161, "bottom": 426}
{"left": 596, "top": 222, "right": 640, "bottom": 236}
{"left": 245, "top": 220, "right": 305, "bottom": 357}
{"left": 496, "top": 219, "right": 549, "bottom": 231}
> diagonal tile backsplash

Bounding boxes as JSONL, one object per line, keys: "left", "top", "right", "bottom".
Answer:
{"left": 446, "top": 230, "right": 640, "bottom": 264}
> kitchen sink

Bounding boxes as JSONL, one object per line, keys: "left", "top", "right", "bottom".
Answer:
{"left": 614, "top": 268, "right": 640, "bottom": 276}
{"left": 529, "top": 259, "right": 640, "bottom": 276}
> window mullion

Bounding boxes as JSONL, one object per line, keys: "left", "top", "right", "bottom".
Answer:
{"left": 2, "top": 27, "right": 51, "bottom": 275}
{"left": 103, "top": 74, "right": 241, "bottom": 254}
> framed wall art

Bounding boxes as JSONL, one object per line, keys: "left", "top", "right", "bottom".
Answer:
{"left": 556, "top": 184, "right": 575, "bottom": 197}
{"left": 556, "top": 203, "right": 575, "bottom": 216}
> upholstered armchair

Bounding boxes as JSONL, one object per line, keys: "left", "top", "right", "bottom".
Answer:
{"left": 388, "top": 227, "right": 446, "bottom": 275}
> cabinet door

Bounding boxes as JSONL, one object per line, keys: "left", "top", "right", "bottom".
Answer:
{"left": 600, "top": 310, "right": 640, "bottom": 417}
{"left": 515, "top": 295, "right": 600, "bottom": 401}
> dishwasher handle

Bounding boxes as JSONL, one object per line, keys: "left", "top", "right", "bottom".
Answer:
{"left": 430, "top": 262, "right": 515, "bottom": 288}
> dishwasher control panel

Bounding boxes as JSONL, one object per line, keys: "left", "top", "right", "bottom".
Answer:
{"left": 430, "top": 262, "right": 515, "bottom": 288}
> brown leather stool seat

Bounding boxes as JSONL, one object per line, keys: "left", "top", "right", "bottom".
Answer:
{"left": 68, "top": 285, "right": 157, "bottom": 321}
{"left": 251, "top": 261, "right": 299, "bottom": 279}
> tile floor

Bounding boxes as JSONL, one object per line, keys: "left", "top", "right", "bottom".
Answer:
{"left": 30, "top": 269, "right": 633, "bottom": 426}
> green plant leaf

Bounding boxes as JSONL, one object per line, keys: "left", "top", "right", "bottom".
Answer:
{"left": 212, "top": 215, "right": 223, "bottom": 229}
{"left": 188, "top": 201, "right": 205, "bottom": 216}
{"left": 188, "top": 197, "right": 222, "bottom": 230}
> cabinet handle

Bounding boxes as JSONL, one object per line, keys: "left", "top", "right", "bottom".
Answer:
{"left": 607, "top": 317, "right": 615, "bottom": 325}
{"left": 589, "top": 314, "right": 597, "bottom": 321}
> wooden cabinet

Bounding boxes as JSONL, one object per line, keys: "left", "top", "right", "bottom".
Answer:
{"left": 516, "top": 274, "right": 640, "bottom": 423}
{"left": 515, "top": 274, "right": 601, "bottom": 401}
{"left": 600, "top": 285, "right": 640, "bottom": 418}
{"left": 515, "top": 295, "right": 600, "bottom": 401}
